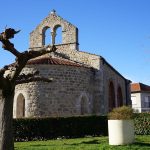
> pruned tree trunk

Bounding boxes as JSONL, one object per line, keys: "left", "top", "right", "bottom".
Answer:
{"left": 0, "top": 27, "right": 57, "bottom": 149}
{"left": 0, "top": 90, "right": 14, "bottom": 150}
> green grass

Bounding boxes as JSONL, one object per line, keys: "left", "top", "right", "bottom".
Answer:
{"left": 15, "top": 135, "right": 150, "bottom": 150}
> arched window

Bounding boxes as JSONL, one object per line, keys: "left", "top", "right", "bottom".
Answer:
{"left": 117, "top": 86, "right": 123, "bottom": 107}
{"left": 16, "top": 93, "right": 25, "bottom": 118}
{"left": 108, "top": 81, "right": 116, "bottom": 112}
{"left": 54, "top": 25, "right": 62, "bottom": 45}
{"left": 80, "top": 96, "right": 89, "bottom": 115}
{"left": 42, "top": 26, "right": 51, "bottom": 45}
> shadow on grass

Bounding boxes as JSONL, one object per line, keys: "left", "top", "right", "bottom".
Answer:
{"left": 16, "top": 138, "right": 150, "bottom": 149}
{"left": 62, "top": 139, "right": 150, "bottom": 148}
{"left": 134, "top": 142, "right": 150, "bottom": 147}
{"left": 63, "top": 139, "right": 101, "bottom": 146}
{"left": 81, "top": 139, "right": 101, "bottom": 144}
{"left": 29, "top": 144, "right": 57, "bottom": 147}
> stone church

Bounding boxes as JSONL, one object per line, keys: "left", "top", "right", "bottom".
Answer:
{"left": 13, "top": 10, "right": 131, "bottom": 118}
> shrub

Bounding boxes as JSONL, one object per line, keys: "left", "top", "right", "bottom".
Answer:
{"left": 134, "top": 113, "right": 150, "bottom": 135}
{"left": 13, "top": 116, "right": 108, "bottom": 141}
{"left": 13, "top": 112, "right": 150, "bottom": 141}
{"left": 108, "top": 106, "right": 134, "bottom": 120}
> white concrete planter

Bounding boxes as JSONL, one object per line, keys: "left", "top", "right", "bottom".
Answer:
{"left": 108, "top": 120, "right": 134, "bottom": 145}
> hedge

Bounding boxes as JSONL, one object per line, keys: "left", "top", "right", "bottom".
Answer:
{"left": 13, "top": 113, "right": 150, "bottom": 141}
{"left": 134, "top": 113, "right": 150, "bottom": 135}
{"left": 13, "top": 116, "right": 108, "bottom": 141}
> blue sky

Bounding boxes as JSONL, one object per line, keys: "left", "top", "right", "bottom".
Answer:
{"left": 0, "top": 0, "right": 150, "bottom": 85}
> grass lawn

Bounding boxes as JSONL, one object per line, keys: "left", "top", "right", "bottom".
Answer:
{"left": 15, "top": 135, "right": 150, "bottom": 150}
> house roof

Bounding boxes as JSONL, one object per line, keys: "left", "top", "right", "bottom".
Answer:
{"left": 27, "top": 57, "right": 89, "bottom": 68}
{"left": 131, "top": 83, "right": 150, "bottom": 93}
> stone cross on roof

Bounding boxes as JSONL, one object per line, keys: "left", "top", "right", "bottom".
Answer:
{"left": 51, "top": 9, "right": 56, "bottom": 14}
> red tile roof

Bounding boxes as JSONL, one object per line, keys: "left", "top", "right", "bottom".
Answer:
{"left": 131, "top": 83, "right": 150, "bottom": 92}
{"left": 27, "top": 57, "right": 86, "bottom": 67}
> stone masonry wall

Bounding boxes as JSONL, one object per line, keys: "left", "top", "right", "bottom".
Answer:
{"left": 54, "top": 44, "right": 101, "bottom": 69}
{"left": 14, "top": 11, "right": 130, "bottom": 117}
{"left": 30, "top": 11, "right": 78, "bottom": 50}
{"left": 14, "top": 64, "right": 94, "bottom": 118}
{"left": 102, "top": 60, "right": 127, "bottom": 113}
{"left": 30, "top": 44, "right": 101, "bottom": 70}
{"left": 28, "top": 10, "right": 104, "bottom": 116}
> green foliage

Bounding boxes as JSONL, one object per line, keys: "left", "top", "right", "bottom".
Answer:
{"left": 13, "top": 112, "right": 150, "bottom": 142}
{"left": 134, "top": 113, "right": 150, "bottom": 135}
{"left": 108, "top": 106, "right": 134, "bottom": 120}
{"left": 14, "top": 136, "right": 150, "bottom": 150}
{"left": 13, "top": 116, "right": 108, "bottom": 141}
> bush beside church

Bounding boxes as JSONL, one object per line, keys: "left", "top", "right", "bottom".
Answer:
{"left": 13, "top": 113, "right": 150, "bottom": 141}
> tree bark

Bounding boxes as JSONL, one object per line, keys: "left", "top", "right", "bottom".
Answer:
{"left": 0, "top": 28, "right": 57, "bottom": 149}
{"left": 0, "top": 90, "right": 14, "bottom": 150}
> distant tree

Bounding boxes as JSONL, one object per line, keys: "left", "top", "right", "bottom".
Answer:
{"left": 0, "top": 28, "right": 56, "bottom": 150}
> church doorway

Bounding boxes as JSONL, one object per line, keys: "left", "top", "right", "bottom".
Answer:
{"left": 117, "top": 86, "right": 123, "bottom": 107}
{"left": 16, "top": 93, "right": 25, "bottom": 118}
{"left": 108, "top": 81, "right": 116, "bottom": 111}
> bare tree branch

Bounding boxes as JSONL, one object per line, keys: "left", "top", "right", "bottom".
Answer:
{"left": 0, "top": 66, "right": 9, "bottom": 77}
{"left": 17, "top": 71, "right": 39, "bottom": 81}
{"left": 0, "top": 66, "right": 10, "bottom": 89}
{"left": 27, "top": 45, "right": 57, "bottom": 59}
{"left": 0, "top": 28, "right": 57, "bottom": 86}
{"left": 15, "top": 69, "right": 52, "bottom": 84}
{"left": 0, "top": 28, "right": 21, "bottom": 57}
{"left": 16, "top": 76, "right": 53, "bottom": 84}
{"left": 10, "top": 45, "right": 57, "bottom": 82}
{"left": 0, "top": 27, "right": 57, "bottom": 150}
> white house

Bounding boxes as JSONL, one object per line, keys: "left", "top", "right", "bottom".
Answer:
{"left": 131, "top": 83, "right": 150, "bottom": 112}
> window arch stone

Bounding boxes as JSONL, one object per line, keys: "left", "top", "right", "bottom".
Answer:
{"left": 16, "top": 93, "right": 25, "bottom": 118}
{"left": 80, "top": 96, "right": 89, "bottom": 115}
{"left": 108, "top": 81, "right": 116, "bottom": 111}
{"left": 42, "top": 26, "right": 51, "bottom": 45}
{"left": 117, "top": 86, "right": 123, "bottom": 107}
{"left": 76, "top": 92, "right": 90, "bottom": 115}
{"left": 53, "top": 25, "right": 62, "bottom": 45}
